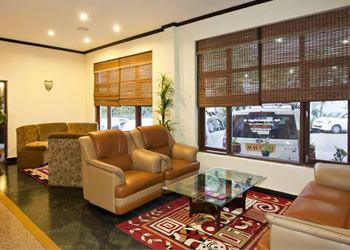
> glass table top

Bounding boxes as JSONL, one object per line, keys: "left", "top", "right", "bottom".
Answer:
{"left": 163, "top": 168, "right": 266, "bottom": 207}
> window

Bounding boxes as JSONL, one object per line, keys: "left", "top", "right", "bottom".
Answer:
{"left": 111, "top": 106, "right": 135, "bottom": 130}
{"left": 141, "top": 107, "right": 153, "bottom": 127}
{"left": 197, "top": 7, "right": 350, "bottom": 165}
{"left": 98, "top": 106, "right": 152, "bottom": 131}
{"left": 205, "top": 107, "right": 226, "bottom": 149}
{"left": 94, "top": 52, "right": 153, "bottom": 130}
{"left": 99, "top": 106, "right": 108, "bottom": 130}
{"left": 310, "top": 101, "right": 348, "bottom": 163}
{"left": 231, "top": 104, "right": 300, "bottom": 162}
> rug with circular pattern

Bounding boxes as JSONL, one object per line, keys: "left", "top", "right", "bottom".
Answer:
{"left": 116, "top": 191, "right": 293, "bottom": 250}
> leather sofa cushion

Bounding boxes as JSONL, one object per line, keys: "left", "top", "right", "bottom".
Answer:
{"left": 150, "top": 146, "right": 172, "bottom": 158}
{"left": 37, "top": 123, "right": 68, "bottom": 141}
{"left": 164, "top": 159, "right": 200, "bottom": 180}
{"left": 138, "top": 125, "right": 172, "bottom": 158}
{"left": 88, "top": 130, "right": 132, "bottom": 171}
{"left": 299, "top": 181, "right": 350, "bottom": 208}
{"left": 285, "top": 196, "right": 349, "bottom": 229}
{"left": 23, "top": 141, "right": 48, "bottom": 151}
{"left": 115, "top": 170, "right": 163, "bottom": 198}
{"left": 256, "top": 229, "right": 270, "bottom": 250}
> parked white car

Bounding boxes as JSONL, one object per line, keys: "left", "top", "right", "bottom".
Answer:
{"left": 312, "top": 111, "right": 348, "bottom": 134}
{"left": 231, "top": 105, "right": 300, "bottom": 161}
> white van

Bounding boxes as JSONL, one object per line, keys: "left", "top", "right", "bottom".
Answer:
{"left": 231, "top": 104, "right": 300, "bottom": 161}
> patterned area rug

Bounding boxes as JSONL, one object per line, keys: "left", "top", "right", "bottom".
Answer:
{"left": 20, "top": 166, "right": 49, "bottom": 186}
{"left": 117, "top": 191, "right": 292, "bottom": 250}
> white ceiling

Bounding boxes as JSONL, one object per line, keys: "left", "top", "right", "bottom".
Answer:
{"left": 0, "top": 0, "right": 255, "bottom": 52}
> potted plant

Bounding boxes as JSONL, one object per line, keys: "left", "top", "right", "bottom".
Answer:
{"left": 261, "top": 139, "right": 273, "bottom": 157}
{"left": 232, "top": 137, "right": 241, "bottom": 153}
{"left": 332, "top": 146, "right": 347, "bottom": 162}
{"left": 155, "top": 73, "right": 176, "bottom": 131}
{"left": 309, "top": 143, "right": 316, "bottom": 159}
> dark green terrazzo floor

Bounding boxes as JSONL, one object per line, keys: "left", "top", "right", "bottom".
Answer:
{"left": 0, "top": 163, "right": 181, "bottom": 249}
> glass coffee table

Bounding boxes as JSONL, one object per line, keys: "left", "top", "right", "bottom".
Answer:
{"left": 163, "top": 168, "right": 266, "bottom": 230}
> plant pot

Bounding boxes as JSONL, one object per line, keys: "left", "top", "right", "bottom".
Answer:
{"left": 232, "top": 144, "right": 241, "bottom": 153}
{"left": 261, "top": 151, "right": 270, "bottom": 157}
{"left": 309, "top": 153, "right": 316, "bottom": 159}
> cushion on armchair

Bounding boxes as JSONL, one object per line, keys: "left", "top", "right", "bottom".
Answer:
{"left": 137, "top": 125, "right": 172, "bottom": 157}
{"left": 88, "top": 130, "right": 132, "bottom": 171}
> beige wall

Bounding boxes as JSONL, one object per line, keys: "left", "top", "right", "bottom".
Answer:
{"left": 0, "top": 41, "right": 86, "bottom": 157}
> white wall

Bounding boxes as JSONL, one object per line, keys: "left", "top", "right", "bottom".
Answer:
{"left": 0, "top": 41, "right": 86, "bottom": 157}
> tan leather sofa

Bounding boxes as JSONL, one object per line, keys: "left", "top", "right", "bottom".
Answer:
{"left": 257, "top": 162, "right": 350, "bottom": 250}
{"left": 130, "top": 125, "right": 200, "bottom": 187}
{"left": 78, "top": 129, "right": 164, "bottom": 215}
{"left": 16, "top": 122, "right": 98, "bottom": 168}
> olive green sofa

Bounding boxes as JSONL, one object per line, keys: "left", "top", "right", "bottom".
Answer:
{"left": 16, "top": 122, "right": 98, "bottom": 168}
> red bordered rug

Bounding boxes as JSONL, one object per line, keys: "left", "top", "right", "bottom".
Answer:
{"left": 20, "top": 166, "right": 49, "bottom": 186}
{"left": 116, "top": 191, "right": 292, "bottom": 250}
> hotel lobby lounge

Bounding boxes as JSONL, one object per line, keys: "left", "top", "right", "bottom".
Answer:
{"left": 0, "top": 0, "right": 350, "bottom": 249}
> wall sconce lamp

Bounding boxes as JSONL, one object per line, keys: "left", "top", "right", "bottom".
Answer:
{"left": 44, "top": 80, "right": 53, "bottom": 91}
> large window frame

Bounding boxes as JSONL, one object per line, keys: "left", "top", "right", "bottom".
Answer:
{"left": 95, "top": 105, "right": 152, "bottom": 131}
{"left": 197, "top": 7, "right": 350, "bottom": 166}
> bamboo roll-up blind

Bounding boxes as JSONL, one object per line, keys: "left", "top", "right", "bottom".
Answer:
{"left": 94, "top": 59, "right": 120, "bottom": 106}
{"left": 261, "top": 8, "right": 350, "bottom": 103}
{"left": 93, "top": 51, "right": 152, "bottom": 107}
{"left": 197, "top": 29, "right": 260, "bottom": 107}
{"left": 120, "top": 52, "right": 152, "bottom": 106}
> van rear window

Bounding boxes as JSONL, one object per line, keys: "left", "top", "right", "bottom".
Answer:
{"left": 232, "top": 113, "right": 298, "bottom": 139}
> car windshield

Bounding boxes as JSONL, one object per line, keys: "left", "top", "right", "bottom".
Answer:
{"left": 325, "top": 112, "right": 344, "bottom": 118}
{"left": 232, "top": 113, "right": 298, "bottom": 139}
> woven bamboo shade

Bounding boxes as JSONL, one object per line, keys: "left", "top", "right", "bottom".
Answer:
{"left": 94, "top": 59, "right": 120, "bottom": 106}
{"left": 93, "top": 52, "right": 152, "bottom": 107}
{"left": 261, "top": 7, "right": 350, "bottom": 103}
{"left": 197, "top": 7, "right": 350, "bottom": 107}
{"left": 197, "top": 29, "right": 260, "bottom": 107}
{"left": 120, "top": 52, "right": 152, "bottom": 106}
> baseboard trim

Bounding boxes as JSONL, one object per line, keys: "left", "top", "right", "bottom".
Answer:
{"left": 251, "top": 186, "right": 297, "bottom": 200}
{"left": 6, "top": 157, "right": 17, "bottom": 165}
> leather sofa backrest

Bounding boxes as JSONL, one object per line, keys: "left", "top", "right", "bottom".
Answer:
{"left": 67, "top": 122, "right": 98, "bottom": 134}
{"left": 88, "top": 130, "right": 132, "bottom": 171}
{"left": 37, "top": 123, "right": 68, "bottom": 141}
{"left": 137, "top": 125, "right": 172, "bottom": 158}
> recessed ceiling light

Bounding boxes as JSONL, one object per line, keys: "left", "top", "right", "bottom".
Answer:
{"left": 80, "top": 13, "right": 88, "bottom": 20}
{"left": 84, "top": 38, "right": 90, "bottom": 43}
{"left": 113, "top": 25, "right": 121, "bottom": 32}
{"left": 342, "top": 39, "right": 349, "bottom": 44}
{"left": 275, "top": 38, "right": 284, "bottom": 43}
{"left": 48, "top": 30, "right": 55, "bottom": 36}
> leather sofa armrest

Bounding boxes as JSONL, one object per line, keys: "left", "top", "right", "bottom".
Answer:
{"left": 131, "top": 149, "right": 164, "bottom": 173}
{"left": 172, "top": 143, "right": 198, "bottom": 162}
{"left": 314, "top": 162, "right": 350, "bottom": 192}
{"left": 266, "top": 214, "right": 350, "bottom": 249}
{"left": 87, "top": 159, "right": 125, "bottom": 183}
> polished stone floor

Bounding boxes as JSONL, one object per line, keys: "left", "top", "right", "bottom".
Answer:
{"left": 0, "top": 163, "right": 181, "bottom": 249}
